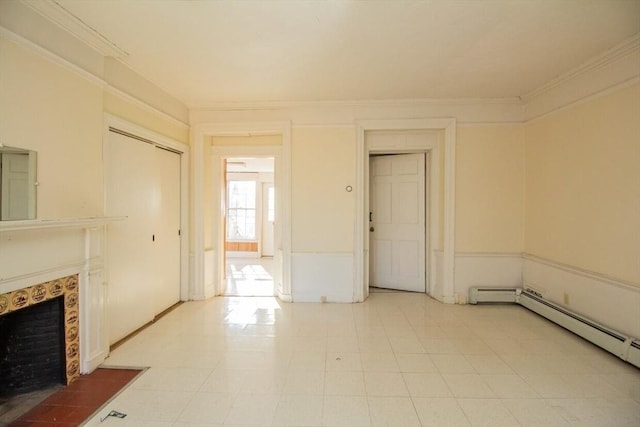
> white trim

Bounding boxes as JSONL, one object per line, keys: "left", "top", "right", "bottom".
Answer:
{"left": 355, "top": 118, "right": 456, "bottom": 303}
{"left": 0, "top": 25, "right": 106, "bottom": 87}
{"left": 193, "top": 122, "right": 292, "bottom": 302}
{"left": 455, "top": 251, "right": 522, "bottom": 258}
{"left": 21, "top": 0, "right": 129, "bottom": 58}
{"left": 0, "top": 216, "right": 124, "bottom": 232}
{"left": 190, "top": 97, "right": 522, "bottom": 112}
{"left": 523, "top": 35, "right": 640, "bottom": 121}
{"left": 522, "top": 34, "right": 640, "bottom": 103}
{"left": 522, "top": 254, "right": 640, "bottom": 338}
{"left": 522, "top": 253, "right": 639, "bottom": 291}
{"left": 103, "top": 114, "right": 190, "bottom": 301}
{"left": 524, "top": 76, "right": 640, "bottom": 124}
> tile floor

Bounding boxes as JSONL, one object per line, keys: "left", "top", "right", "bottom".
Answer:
{"left": 224, "top": 257, "right": 274, "bottom": 297}
{"left": 87, "top": 292, "right": 640, "bottom": 426}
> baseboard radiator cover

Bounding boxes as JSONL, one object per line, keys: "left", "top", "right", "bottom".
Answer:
{"left": 469, "top": 287, "right": 521, "bottom": 304}
{"left": 469, "top": 287, "right": 640, "bottom": 369}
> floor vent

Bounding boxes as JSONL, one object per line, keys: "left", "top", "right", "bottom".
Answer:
{"left": 469, "top": 287, "right": 640, "bottom": 369}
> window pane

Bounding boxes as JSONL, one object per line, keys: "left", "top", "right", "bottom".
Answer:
{"left": 226, "top": 180, "right": 257, "bottom": 240}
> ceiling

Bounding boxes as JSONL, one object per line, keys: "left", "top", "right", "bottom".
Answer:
{"left": 42, "top": 0, "right": 640, "bottom": 107}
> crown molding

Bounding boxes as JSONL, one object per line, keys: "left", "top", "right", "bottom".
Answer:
{"left": 188, "top": 96, "right": 523, "bottom": 112}
{"left": 521, "top": 33, "right": 640, "bottom": 121}
{"left": 522, "top": 34, "right": 640, "bottom": 103}
{"left": 21, "top": 0, "right": 128, "bottom": 58}
{"left": 1, "top": 25, "right": 188, "bottom": 129}
{"left": 0, "top": 25, "right": 106, "bottom": 87}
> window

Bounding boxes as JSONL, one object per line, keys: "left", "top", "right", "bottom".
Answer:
{"left": 227, "top": 180, "right": 256, "bottom": 240}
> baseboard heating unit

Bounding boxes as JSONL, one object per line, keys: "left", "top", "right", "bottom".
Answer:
{"left": 469, "top": 287, "right": 640, "bottom": 369}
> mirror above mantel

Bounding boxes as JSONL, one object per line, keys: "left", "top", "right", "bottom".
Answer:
{"left": 0, "top": 145, "right": 37, "bottom": 221}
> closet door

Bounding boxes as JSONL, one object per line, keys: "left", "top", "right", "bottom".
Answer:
{"left": 105, "top": 132, "right": 156, "bottom": 343}
{"left": 154, "top": 147, "right": 181, "bottom": 314}
{"left": 106, "top": 132, "right": 182, "bottom": 345}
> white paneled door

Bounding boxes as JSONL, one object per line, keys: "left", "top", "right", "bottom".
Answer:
{"left": 106, "top": 131, "right": 181, "bottom": 344}
{"left": 370, "top": 153, "right": 426, "bottom": 292}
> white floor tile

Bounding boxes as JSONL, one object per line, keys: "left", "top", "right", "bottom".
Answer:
{"left": 84, "top": 292, "right": 640, "bottom": 427}
{"left": 394, "top": 353, "right": 437, "bottom": 373}
{"left": 367, "top": 396, "right": 421, "bottom": 427}
{"left": 412, "top": 397, "right": 471, "bottom": 427}
{"left": 176, "top": 392, "right": 233, "bottom": 424}
{"left": 458, "top": 398, "right": 519, "bottom": 427}
{"left": 325, "top": 352, "right": 362, "bottom": 372}
{"left": 402, "top": 372, "right": 453, "bottom": 397}
{"left": 442, "top": 374, "right": 495, "bottom": 398}
{"left": 360, "top": 352, "right": 400, "bottom": 372}
{"left": 223, "top": 393, "right": 280, "bottom": 425}
{"left": 324, "top": 371, "right": 366, "bottom": 396}
{"left": 431, "top": 354, "right": 475, "bottom": 374}
{"left": 322, "top": 395, "right": 371, "bottom": 426}
{"left": 273, "top": 394, "right": 323, "bottom": 426}
{"left": 502, "top": 398, "right": 571, "bottom": 426}
{"left": 363, "top": 372, "right": 409, "bottom": 397}
{"left": 283, "top": 370, "right": 325, "bottom": 395}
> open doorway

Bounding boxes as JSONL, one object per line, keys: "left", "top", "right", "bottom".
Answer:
{"left": 223, "top": 157, "right": 275, "bottom": 296}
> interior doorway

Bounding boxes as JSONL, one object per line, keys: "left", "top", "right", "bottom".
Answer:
{"left": 360, "top": 128, "right": 445, "bottom": 301}
{"left": 223, "top": 156, "right": 275, "bottom": 296}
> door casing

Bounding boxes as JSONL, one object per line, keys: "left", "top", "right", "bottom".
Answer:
{"left": 355, "top": 118, "right": 457, "bottom": 303}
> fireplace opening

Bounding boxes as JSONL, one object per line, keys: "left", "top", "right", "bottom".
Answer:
{"left": 0, "top": 296, "right": 66, "bottom": 399}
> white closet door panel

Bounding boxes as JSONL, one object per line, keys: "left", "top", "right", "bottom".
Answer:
{"left": 154, "top": 147, "right": 181, "bottom": 314}
{"left": 106, "top": 132, "right": 156, "bottom": 343}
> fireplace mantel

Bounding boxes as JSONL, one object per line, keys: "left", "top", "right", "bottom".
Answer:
{"left": 1, "top": 216, "right": 123, "bottom": 375}
{"left": 0, "top": 216, "right": 126, "bottom": 232}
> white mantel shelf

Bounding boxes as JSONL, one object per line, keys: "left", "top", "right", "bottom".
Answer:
{"left": 0, "top": 216, "right": 126, "bottom": 232}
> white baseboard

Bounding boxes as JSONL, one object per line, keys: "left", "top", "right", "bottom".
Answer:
{"left": 523, "top": 254, "right": 640, "bottom": 338}
{"left": 82, "top": 349, "right": 108, "bottom": 374}
{"left": 454, "top": 252, "right": 523, "bottom": 303}
{"left": 291, "top": 253, "right": 354, "bottom": 302}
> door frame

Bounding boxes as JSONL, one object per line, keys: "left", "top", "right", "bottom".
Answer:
{"left": 192, "top": 121, "right": 292, "bottom": 302}
{"left": 261, "top": 181, "right": 275, "bottom": 257}
{"left": 103, "top": 114, "right": 190, "bottom": 302}
{"left": 355, "top": 118, "right": 456, "bottom": 303}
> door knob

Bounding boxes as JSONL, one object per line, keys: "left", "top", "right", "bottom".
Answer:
{"left": 369, "top": 227, "right": 375, "bottom": 232}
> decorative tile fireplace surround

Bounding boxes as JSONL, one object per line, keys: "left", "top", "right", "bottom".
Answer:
{"left": 0, "top": 217, "right": 123, "bottom": 384}
{"left": 0, "top": 274, "right": 81, "bottom": 388}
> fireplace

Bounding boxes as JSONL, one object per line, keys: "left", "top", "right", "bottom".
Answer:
{"left": 0, "top": 275, "right": 80, "bottom": 398}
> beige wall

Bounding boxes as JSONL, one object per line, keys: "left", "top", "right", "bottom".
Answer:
{"left": 524, "top": 83, "right": 640, "bottom": 285}
{"left": 0, "top": 36, "right": 190, "bottom": 221}
{"left": 0, "top": 38, "right": 104, "bottom": 219}
{"left": 456, "top": 126, "right": 525, "bottom": 253}
{"left": 291, "top": 127, "right": 355, "bottom": 253}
